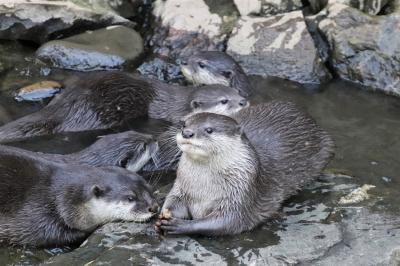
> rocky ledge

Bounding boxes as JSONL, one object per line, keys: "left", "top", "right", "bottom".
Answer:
{"left": 0, "top": 0, "right": 135, "bottom": 44}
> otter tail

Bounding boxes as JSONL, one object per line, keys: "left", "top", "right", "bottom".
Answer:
{"left": 0, "top": 112, "right": 59, "bottom": 143}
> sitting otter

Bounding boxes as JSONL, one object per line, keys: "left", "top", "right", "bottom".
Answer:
{"left": 156, "top": 102, "right": 334, "bottom": 235}
{"left": 181, "top": 51, "right": 252, "bottom": 97}
{"left": 0, "top": 72, "right": 247, "bottom": 143}
{"left": 0, "top": 145, "right": 159, "bottom": 247}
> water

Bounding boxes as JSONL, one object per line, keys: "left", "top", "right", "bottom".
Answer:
{"left": 1, "top": 42, "right": 400, "bottom": 264}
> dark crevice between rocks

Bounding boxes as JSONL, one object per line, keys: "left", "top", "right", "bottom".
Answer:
{"left": 302, "top": 9, "right": 339, "bottom": 80}
{"left": 203, "top": 0, "right": 239, "bottom": 52}
{"left": 47, "top": 18, "right": 134, "bottom": 41}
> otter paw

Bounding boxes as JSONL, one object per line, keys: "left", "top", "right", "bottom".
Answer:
{"left": 159, "top": 218, "right": 188, "bottom": 235}
{"left": 159, "top": 208, "right": 172, "bottom": 220}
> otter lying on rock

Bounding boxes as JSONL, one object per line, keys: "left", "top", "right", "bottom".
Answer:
{"left": 181, "top": 51, "right": 252, "bottom": 97}
{"left": 0, "top": 145, "right": 159, "bottom": 247}
{"left": 0, "top": 72, "right": 247, "bottom": 143}
{"left": 156, "top": 102, "right": 334, "bottom": 235}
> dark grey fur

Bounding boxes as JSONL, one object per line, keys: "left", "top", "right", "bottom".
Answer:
{"left": 28, "top": 131, "right": 158, "bottom": 171}
{"left": 157, "top": 101, "right": 334, "bottom": 236}
{"left": 181, "top": 51, "right": 252, "bottom": 97}
{"left": 0, "top": 145, "right": 158, "bottom": 247}
{"left": 0, "top": 72, "right": 245, "bottom": 143}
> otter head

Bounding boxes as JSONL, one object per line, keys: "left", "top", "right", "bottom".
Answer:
{"left": 79, "top": 131, "right": 159, "bottom": 172}
{"left": 188, "top": 85, "right": 249, "bottom": 117}
{"left": 181, "top": 51, "right": 252, "bottom": 97}
{"left": 76, "top": 167, "right": 159, "bottom": 228}
{"left": 176, "top": 113, "right": 247, "bottom": 163}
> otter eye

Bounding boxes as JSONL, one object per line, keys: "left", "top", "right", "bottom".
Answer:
{"left": 198, "top": 61, "right": 206, "bottom": 68}
{"left": 127, "top": 194, "right": 137, "bottom": 202}
{"left": 119, "top": 157, "right": 129, "bottom": 168}
{"left": 220, "top": 99, "right": 228, "bottom": 104}
{"left": 205, "top": 127, "right": 213, "bottom": 134}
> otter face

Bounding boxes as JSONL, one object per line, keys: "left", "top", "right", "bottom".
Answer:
{"left": 85, "top": 131, "right": 159, "bottom": 172}
{"left": 189, "top": 85, "right": 249, "bottom": 117}
{"left": 176, "top": 113, "right": 241, "bottom": 161}
{"left": 85, "top": 169, "right": 159, "bottom": 224}
{"left": 181, "top": 51, "right": 251, "bottom": 97}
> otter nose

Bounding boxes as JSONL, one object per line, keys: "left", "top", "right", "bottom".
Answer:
{"left": 182, "top": 129, "right": 194, "bottom": 139}
{"left": 239, "top": 99, "right": 248, "bottom": 106}
{"left": 179, "top": 59, "right": 187, "bottom": 66}
{"left": 148, "top": 203, "right": 160, "bottom": 213}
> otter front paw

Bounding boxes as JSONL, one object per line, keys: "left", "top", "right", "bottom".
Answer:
{"left": 159, "top": 208, "right": 172, "bottom": 220}
{"left": 155, "top": 208, "right": 172, "bottom": 235}
{"left": 157, "top": 218, "right": 190, "bottom": 235}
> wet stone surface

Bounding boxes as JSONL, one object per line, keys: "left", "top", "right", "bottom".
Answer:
{"left": 317, "top": 4, "right": 400, "bottom": 96}
{"left": 0, "top": 0, "right": 133, "bottom": 44}
{"left": 36, "top": 25, "right": 144, "bottom": 71}
{"left": 149, "top": 0, "right": 238, "bottom": 59}
{"left": 227, "top": 11, "right": 331, "bottom": 84}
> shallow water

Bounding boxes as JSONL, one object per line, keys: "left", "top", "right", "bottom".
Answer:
{"left": 1, "top": 42, "right": 400, "bottom": 265}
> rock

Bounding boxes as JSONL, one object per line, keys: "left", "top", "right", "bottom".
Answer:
{"left": 137, "top": 58, "right": 185, "bottom": 83}
{"left": 233, "top": 0, "right": 262, "bottom": 15}
{"left": 77, "top": 0, "right": 144, "bottom": 19}
{"left": 233, "top": 0, "right": 303, "bottom": 16}
{"left": 318, "top": 4, "right": 400, "bottom": 96}
{"left": 149, "top": 0, "right": 237, "bottom": 59}
{"left": 227, "top": 11, "right": 331, "bottom": 84}
{"left": 36, "top": 26, "right": 144, "bottom": 71}
{"left": 309, "top": 0, "right": 390, "bottom": 15}
{"left": 338, "top": 184, "right": 375, "bottom": 204}
{"left": 390, "top": 248, "right": 400, "bottom": 266}
{"left": 261, "top": 0, "right": 303, "bottom": 15}
{"left": 313, "top": 208, "right": 400, "bottom": 265}
{"left": 0, "top": 0, "right": 133, "bottom": 44}
{"left": 15, "top": 81, "right": 62, "bottom": 102}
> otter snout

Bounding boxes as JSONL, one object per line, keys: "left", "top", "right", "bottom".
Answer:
{"left": 239, "top": 99, "right": 248, "bottom": 107}
{"left": 148, "top": 203, "right": 160, "bottom": 214}
{"left": 182, "top": 129, "right": 194, "bottom": 139}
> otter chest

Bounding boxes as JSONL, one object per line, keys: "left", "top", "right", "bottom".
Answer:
{"left": 178, "top": 163, "right": 226, "bottom": 219}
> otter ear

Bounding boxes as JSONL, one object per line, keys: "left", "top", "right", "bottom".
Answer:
{"left": 190, "top": 100, "right": 202, "bottom": 109}
{"left": 91, "top": 185, "right": 105, "bottom": 198}
{"left": 221, "top": 70, "right": 232, "bottom": 79}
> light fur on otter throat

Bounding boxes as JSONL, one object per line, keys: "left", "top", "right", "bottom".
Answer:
{"left": 157, "top": 103, "right": 334, "bottom": 236}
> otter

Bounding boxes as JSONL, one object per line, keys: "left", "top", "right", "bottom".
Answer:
{"left": 156, "top": 102, "right": 334, "bottom": 235}
{"left": 0, "top": 145, "right": 159, "bottom": 247}
{"left": 0, "top": 72, "right": 247, "bottom": 143}
{"left": 181, "top": 51, "right": 252, "bottom": 97}
{"left": 10, "top": 131, "right": 159, "bottom": 173}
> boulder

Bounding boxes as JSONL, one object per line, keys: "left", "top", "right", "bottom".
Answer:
{"left": 0, "top": 0, "right": 134, "bottom": 44}
{"left": 233, "top": 0, "right": 304, "bottom": 16}
{"left": 137, "top": 58, "right": 185, "bottom": 84}
{"left": 227, "top": 11, "right": 331, "bottom": 84}
{"left": 308, "top": 0, "right": 391, "bottom": 15}
{"left": 318, "top": 4, "right": 400, "bottom": 96}
{"left": 149, "top": 0, "right": 237, "bottom": 59}
{"left": 36, "top": 26, "right": 143, "bottom": 71}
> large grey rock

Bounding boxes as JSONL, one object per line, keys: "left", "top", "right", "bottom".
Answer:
{"left": 233, "top": 0, "right": 303, "bottom": 16}
{"left": 309, "top": 0, "right": 391, "bottom": 15}
{"left": 227, "top": 11, "right": 331, "bottom": 84}
{"left": 318, "top": 4, "right": 400, "bottom": 96}
{"left": 149, "top": 0, "right": 237, "bottom": 59}
{"left": 0, "top": 0, "right": 134, "bottom": 44}
{"left": 36, "top": 25, "right": 143, "bottom": 71}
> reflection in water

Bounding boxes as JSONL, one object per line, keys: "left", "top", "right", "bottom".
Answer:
{"left": 0, "top": 73, "right": 400, "bottom": 264}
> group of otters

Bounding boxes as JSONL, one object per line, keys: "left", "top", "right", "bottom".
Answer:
{"left": 0, "top": 52, "right": 334, "bottom": 247}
